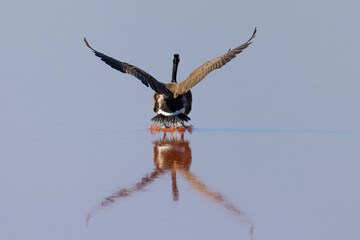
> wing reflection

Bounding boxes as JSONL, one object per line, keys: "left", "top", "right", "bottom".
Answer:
{"left": 87, "top": 131, "right": 253, "bottom": 235}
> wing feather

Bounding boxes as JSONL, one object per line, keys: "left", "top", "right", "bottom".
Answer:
{"left": 173, "top": 28, "right": 257, "bottom": 97}
{"left": 84, "top": 38, "right": 172, "bottom": 96}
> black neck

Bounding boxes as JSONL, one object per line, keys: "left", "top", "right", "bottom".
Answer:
{"left": 172, "top": 54, "right": 180, "bottom": 83}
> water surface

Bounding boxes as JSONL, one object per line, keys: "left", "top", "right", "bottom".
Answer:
{"left": 2, "top": 127, "right": 359, "bottom": 240}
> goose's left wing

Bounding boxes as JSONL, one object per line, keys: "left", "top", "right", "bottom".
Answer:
{"left": 84, "top": 38, "right": 172, "bottom": 96}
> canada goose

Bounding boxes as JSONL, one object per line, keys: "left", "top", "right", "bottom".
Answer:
{"left": 84, "top": 28, "right": 256, "bottom": 127}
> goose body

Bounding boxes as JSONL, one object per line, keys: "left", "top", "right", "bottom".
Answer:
{"left": 84, "top": 28, "right": 256, "bottom": 127}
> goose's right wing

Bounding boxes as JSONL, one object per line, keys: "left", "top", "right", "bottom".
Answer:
{"left": 172, "top": 28, "right": 256, "bottom": 98}
{"left": 84, "top": 38, "right": 172, "bottom": 96}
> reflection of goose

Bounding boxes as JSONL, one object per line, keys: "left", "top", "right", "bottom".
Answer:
{"left": 152, "top": 133, "right": 192, "bottom": 201}
{"left": 84, "top": 28, "right": 256, "bottom": 127}
{"left": 87, "top": 133, "right": 254, "bottom": 236}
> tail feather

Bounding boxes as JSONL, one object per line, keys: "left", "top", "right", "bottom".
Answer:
{"left": 151, "top": 114, "right": 191, "bottom": 127}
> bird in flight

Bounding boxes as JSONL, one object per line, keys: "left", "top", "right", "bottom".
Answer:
{"left": 84, "top": 28, "right": 256, "bottom": 128}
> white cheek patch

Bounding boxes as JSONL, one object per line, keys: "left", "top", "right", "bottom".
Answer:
{"left": 157, "top": 107, "right": 185, "bottom": 116}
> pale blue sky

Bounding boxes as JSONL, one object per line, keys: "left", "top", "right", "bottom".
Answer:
{"left": 1, "top": 0, "right": 359, "bottom": 131}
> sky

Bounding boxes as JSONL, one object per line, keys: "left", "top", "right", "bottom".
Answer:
{"left": 1, "top": 1, "right": 360, "bottom": 240}
{"left": 1, "top": 0, "right": 359, "bottom": 132}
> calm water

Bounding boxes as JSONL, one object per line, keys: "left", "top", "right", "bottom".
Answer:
{"left": 1, "top": 127, "right": 359, "bottom": 240}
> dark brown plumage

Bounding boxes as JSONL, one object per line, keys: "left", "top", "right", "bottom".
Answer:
{"left": 84, "top": 38, "right": 172, "bottom": 96}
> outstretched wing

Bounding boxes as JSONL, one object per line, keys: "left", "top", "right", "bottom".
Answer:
{"left": 172, "top": 28, "right": 257, "bottom": 98}
{"left": 84, "top": 38, "right": 172, "bottom": 96}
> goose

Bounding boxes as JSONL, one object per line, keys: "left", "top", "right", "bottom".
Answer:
{"left": 84, "top": 28, "right": 256, "bottom": 128}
